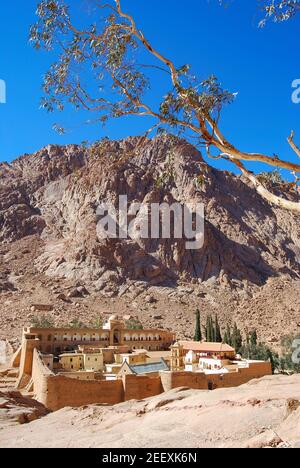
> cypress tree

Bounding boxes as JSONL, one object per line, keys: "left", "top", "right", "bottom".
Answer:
{"left": 205, "top": 315, "right": 210, "bottom": 342}
{"left": 232, "top": 323, "right": 243, "bottom": 352}
{"left": 212, "top": 315, "right": 216, "bottom": 342}
{"left": 224, "top": 324, "right": 232, "bottom": 346}
{"left": 210, "top": 315, "right": 214, "bottom": 342}
{"left": 236, "top": 328, "right": 243, "bottom": 353}
{"left": 246, "top": 332, "right": 250, "bottom": 346}
{"left": 232, "top": 323, "right": 243, "bottom": 353}
{"left": 205, "top": 315, "right": 214, "bottom": 342}
{"left": 215, "top": 315, "right": 222, "bottom": 343}
{"left": 232, "top": 323, "right": 237, "bottom": 349}
{"left": 223, "top": 330, "right": 228, "bottom": 345}
{"left": 250, "top": 330, "right": 258, "bottom": 347}
{"left": 194, "top": 309, "right": 202, "bottom": 342}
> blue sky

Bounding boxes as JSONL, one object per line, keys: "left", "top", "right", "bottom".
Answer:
{"left": 0, "top": 0, "right": 300, "bottom": 177}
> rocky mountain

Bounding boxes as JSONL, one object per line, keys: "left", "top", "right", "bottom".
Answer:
{"left": 1, "top": 136, "right": 300, "bottom": 346}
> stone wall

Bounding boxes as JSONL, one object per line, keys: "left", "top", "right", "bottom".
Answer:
{"left": 32, "top": 348, "right": 53, "bottom": 405}
{"left": 45, "top": 375, "right": 124, "bottom": 411}
{"left": 207, "top": 362, "right": 272, "bottom": 390}
{"left": 160, "top": 371, "right": 207, "bottom": 393}
{"left": 123, "top": 374, "right": 163, "bottom": 401}
{"left": 32, "top": 349, "right": 124, "bottom": 411}
{"left": 30, "top": 349, "right": 272, "bottom": 412}
{"left": 160, "top": 363, "right": 272, "bottom": 392}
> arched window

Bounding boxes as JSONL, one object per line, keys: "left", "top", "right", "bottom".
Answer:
{"left": 113, "top": 330, "right": 121, "bottom": 344}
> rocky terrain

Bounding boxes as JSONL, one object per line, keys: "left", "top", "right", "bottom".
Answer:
{"left": 0, "top": 391, "right": 48, "bottom": 429}
{"left": 0, "top": 374, "right": 299, "bottom": 448}
{"left": 0, "top": 136, "right": 300, "bottom": 348}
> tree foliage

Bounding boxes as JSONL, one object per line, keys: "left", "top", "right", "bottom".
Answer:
{"left": 259, "top": 0, "right": 300, "bottom": 27}
{"left": 279, "top": 333, "right": 300, "bottom": 373}
{"left": 126, "top": 318, "right": 143, "bottom": 330}
{"left": 30, "top": 0, "right": 300, "bottom": 213}
{"left": 67, "top": 318, "right": 87, "bottom": 328}
{"left": 214, "top": 315, "right": 222, "bottom": 343}
{"left": 205, "top": 315, "right": 214, "bottom": 342}
{"left": 194, "top": 309, "right": 202, "bottom": 342}
{"left": 31, "top": 314, "right": 55, "bottom": 328}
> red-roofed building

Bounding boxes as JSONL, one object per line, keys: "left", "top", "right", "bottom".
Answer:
{"left": 171, "top": 341, "right": 236, "bottom": 371}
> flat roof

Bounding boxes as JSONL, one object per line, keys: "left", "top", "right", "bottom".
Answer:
{"left": 59, "top": 353, "right": 83, "bottom": 357}
{"left": 147, "top": 351, "right": 171, "bottom": 358}
{"left": 129, "top": 359, "right": 169, "bottom": 375}
{"left": 25, "top": 326, "right": 174, "bottom": 334}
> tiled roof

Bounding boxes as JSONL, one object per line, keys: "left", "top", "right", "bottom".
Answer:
{"left": 178, "top": 341, "right": 235, "bottom": 353}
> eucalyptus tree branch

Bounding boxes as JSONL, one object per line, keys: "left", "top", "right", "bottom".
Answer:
{"left": 30, "top": 0, "right": 300, "bottom": 213}
{"left": 288, "top": 131, "right": 300, "bottom": 159}
{"left": 227, "top": 159, "right": 300, "bottom": 213}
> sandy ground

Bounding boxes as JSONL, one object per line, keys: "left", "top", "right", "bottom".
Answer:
{"left": 0, "top": 374, "right": 299, "bottom": 448}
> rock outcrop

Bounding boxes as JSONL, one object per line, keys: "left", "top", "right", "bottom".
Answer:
{"left": 1, "top": 136, "right": 300, "bottom": 286}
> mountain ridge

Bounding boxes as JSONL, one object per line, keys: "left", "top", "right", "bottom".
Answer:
{"left": 0, "top": 136, "right": 300, "bottom": 346}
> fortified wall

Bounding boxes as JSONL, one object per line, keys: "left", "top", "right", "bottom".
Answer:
{"left": 11, "top": 322, "right": 272, "bottom": 412}
{"left": 29, "top": 349, "right": 272, "bottom": 411}
{"left": 31, "top": 349, "right": 161, "bottom": 410}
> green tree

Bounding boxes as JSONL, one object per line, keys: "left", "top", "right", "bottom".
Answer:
{"left": 126, "top": 318, "right": 143, "bottom": 330}
{"left": 30, "top": 0, "right": 300, "bottom": 214}
{"left": 67, "top": 319, "right": 87, "bottom": 328}
{"left": 231, "top": 323, "right": 242, "bottom": 353}
{"left": 219, "top": 1, "right": 300, "bottom": 25}
{"left": 214, "top": 315, "right": 222, "bottom": 343}
{"left": 194, "top": 309, "right": 202, "bottom": 342}
{"left": 260, "top": 1, "right": 300, "bottom": 26}
{"left": 31, "top": 315, "right": 54, "bottom": 328}
{"left": 224, "top": 324, "right": 232, "bottom": 346}
{"left": 250, "top": 330, "right": 258, "bottom": 347}
{"left": 205, "top": 315, "right": 214, "bottom": 342}
{"left": 279, "top": 334, "right": 300, "bottom": 374}
{"left": 240, "top": 331, "right": 280, "bottom": 373}
{"left": 91, "top": 316, "right": 103, "bottom": 328}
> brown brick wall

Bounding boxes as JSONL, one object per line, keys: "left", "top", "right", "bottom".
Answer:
{"left": 123, "top": 374, "right": 163, "bottom": 401}
{"left": 30, "top": 350, "right": 272, "bottom": 412}
{"left": 207, "top": 362, "right": 272, "bottom": 390}
{"left": 46, "top": 376, "right": 124, "bottom": 411}
{"left": 160, "top": 363, "right": 272, "bottom": 392}
{"left": 160, "top": 371, "right": 208, "bottom": 392}
{"left": 31, "top": 349, "right": 124, "bottom": 411}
